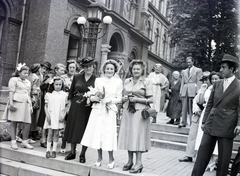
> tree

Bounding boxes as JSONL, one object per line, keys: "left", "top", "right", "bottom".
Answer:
{"left": 168, "top": 0, "right": 239, "bottom": 71}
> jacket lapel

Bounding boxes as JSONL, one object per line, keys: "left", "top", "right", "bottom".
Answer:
{"left": 215, "top": 78, "right": 238, "bottom": 107}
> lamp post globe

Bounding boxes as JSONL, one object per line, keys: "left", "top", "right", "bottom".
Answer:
{"left": 77, "top": 16, "right": 87, "bottom": 25}
{"left": 103, "top": 16, "right": 112, "bottom": 25}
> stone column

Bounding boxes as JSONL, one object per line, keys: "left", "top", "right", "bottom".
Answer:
{"left": 100, "top": 44, "right": 111, "bottom": 66}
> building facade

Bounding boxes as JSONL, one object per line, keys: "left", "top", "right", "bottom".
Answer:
{"left": 0, "top": 0, "right": 175, "bottom": 87}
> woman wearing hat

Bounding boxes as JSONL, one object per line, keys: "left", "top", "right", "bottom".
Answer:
{"left": 118, "top": 60, "right": 153, "bottom": 173}
{"left": 60, "top": 60, "right": 79, "bottom": 153}
{"left": 64, "top": 57, "right": 97, "bottom": 163}
{"left": 27, "top": 63, "right": 41, "bottom": 140}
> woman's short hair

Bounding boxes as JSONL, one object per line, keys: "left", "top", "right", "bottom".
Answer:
{"left": 172, "top": 71, "right": 180, "bottom": 76}
{"left": 129, "top": 60, "right": 146, "bottom": 76}
{"left": 209, "top": 71, "right": 222, "bottom": 84}
{"left": 66, "top": 60, "right": 79, "bottom": 72}
{"left": 54, "top": 63, "right": 66, "bottom": 73}
{"left": 101, "top": 59, "right": 119, "bottom": 74}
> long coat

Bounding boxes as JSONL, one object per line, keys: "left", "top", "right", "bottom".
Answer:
{"left": 180, "top": 66, "right": 202, "bottom": 98}
{"left": 202, "top": 78, "right": 240, "bottom": 138}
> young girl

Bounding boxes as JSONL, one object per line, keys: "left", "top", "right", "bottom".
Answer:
{"left": 8, "top": 63, "right": 33, "bottom": 150}
{"left": 43, "top": 77, "right": 68, "bottom": 158}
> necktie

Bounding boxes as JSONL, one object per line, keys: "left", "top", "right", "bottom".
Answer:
{"left": 223, "top": 79, "right": 228, "bottom": 92}
{"left": 188, "top": 68, "right": 190, "bottom": 77}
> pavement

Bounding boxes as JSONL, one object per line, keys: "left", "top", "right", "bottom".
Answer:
{"left": 0, "top": 114, "right": 216, "bottom": 176}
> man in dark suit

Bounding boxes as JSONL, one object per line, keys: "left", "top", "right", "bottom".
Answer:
{"left": 179, "top": 56, "right": 202, "bottom": 128}
{"left": 191, "top": 54, "right": 240, "bottom": 176}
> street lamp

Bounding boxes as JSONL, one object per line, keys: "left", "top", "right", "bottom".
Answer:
{"left": 77, "top": 3, "right": 112, "bottom": 59}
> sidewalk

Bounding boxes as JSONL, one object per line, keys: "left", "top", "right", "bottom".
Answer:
{"left": 0, "top": 139, "right": 216, "bottom": 176}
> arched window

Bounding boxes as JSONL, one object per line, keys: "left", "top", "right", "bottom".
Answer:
{"left": 67, "top": 22, "right": 83, "bottom": 61}
{"left": 147, "top": 20, "right": 151, "bottom": 38}
{"left": 130, "top": 51, "right": 136, "bottom": 60}
{"left": 162, "top": 31, "right": 167, "bottom": 58}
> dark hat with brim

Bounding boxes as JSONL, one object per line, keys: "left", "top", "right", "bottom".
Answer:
{"left": 221, "top": 54, "right": 239, "bottom": 66}
{"left": 30, "top": 63, "right": 41, "bottom": 73}
{"left": 41, "top": 61, "right": 52, "bottom": 70}
{"left": 81, "top": 57, "right": 96, "bottom": 66}
{"left": 199, "top": 71, "right": 211, "bottom": 81}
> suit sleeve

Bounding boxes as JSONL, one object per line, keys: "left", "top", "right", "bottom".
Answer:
{"left": 202, "top": 83, "right": 215, "bottom": 124}
{"left": 238, "top": 96, "right": 240, "bottom": 126}
{"left": 180, "top": 71, "right": 184, "bottom": 96}
{"left": 196, "top": 68, "right": 202, "bottom": 93}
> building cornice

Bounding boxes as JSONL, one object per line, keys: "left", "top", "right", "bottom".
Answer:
{"left": 148, "top": 2, "right": 170, "bottom": 26}
{"left": 129, "top": 28, "right": 153, "bottom": 46}
{"left": 148, "top": 51, "right": 174, "bottom": 68}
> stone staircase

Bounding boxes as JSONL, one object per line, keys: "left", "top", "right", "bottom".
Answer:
{"left": 150, "top": 122, "right": 189, "bottom": 151}
{"left": 0, "top": 142, "right": 159, "bottom": 176}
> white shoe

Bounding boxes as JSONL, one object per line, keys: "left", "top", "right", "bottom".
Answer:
{"left": 11, "top": 143, "right": 18, "bottom": 150}
{"left": 21, "top": 142, "right": 33, "bottom": 149}
{"left": 94, "top": 160, "right": 102, "bottom": 167}
{"left": 107, "top": 160, "right": 115, "bottom": 169}
{"left": 28, "top": 139, "right": 36, "bottom": 144}
{"left": 60, "top": 148, "right": 66, "bottom": 154}
{"left": 16, "top": 136, "right": 23, "bottom": 143}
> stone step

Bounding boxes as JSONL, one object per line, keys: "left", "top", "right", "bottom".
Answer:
{"left": 151, "top": 130, "right": 188, "bottom": 144}
{"left": 151, "top": 139, "right": 187, "bottom": 151}
{"left": 0, "top": 143, "right": 157, "bottom": 176}
{"left": 0, "top": 157, "right": 74, "bottom": 176}
{"left": 233, "top": 141, "right": 240, "bottom": 151}
{"left": 0, "top": 143, "right": 90, "bottom": 176}
{"left": 150, "top": 123, "right": 190, "bottom": 135}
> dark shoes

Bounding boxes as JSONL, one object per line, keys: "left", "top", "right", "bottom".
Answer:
{"left": 129, "top": 165, "right": 143, "bottom": 173}
{"left": 179, "top": 156, "right": 192, "bottom": 162}
{"left": 151, "top": 117, "right": 156, "bottom": 123}
{"left": 166, "top": 119, "right": 174, "bottom": 124}
{"left": 178, "top": 124, "right": 186, "bottom": 128}
{"left": 40, "top": 142, "right": 47, "bottom": 148}
{"left": 79, "top": 155, "right": 86, "bottom": 163}
{"left": 52, "top": 151, "right": 56, "bottom": 158}
{"left": 65, "top": 153, "right": 76, "bottom": 160}
{"left": 46, "top": 151, "right": 51, "bottom": 158}
{"left": 46, "top": 151, "right": 56, "bottom": 158}
{"left": 122, "top": 163, "right": 133, "bottom": 171}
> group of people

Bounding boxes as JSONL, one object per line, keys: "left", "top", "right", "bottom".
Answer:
{"left": 6, "top": 58, "right": 154, "bottom": 173}
{"left": 177, "top": 54, "right": 240, "bottom": 176}
{"left": 5, "top": 53, "right": 240, "bottom": 175}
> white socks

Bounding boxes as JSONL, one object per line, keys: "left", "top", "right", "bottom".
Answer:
{"left": 46, "top": 141, "right": 58, "bottom": 152}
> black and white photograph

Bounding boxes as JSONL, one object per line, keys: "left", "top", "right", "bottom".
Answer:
{"left": 0, "top": 0, "right": 239, "bottom": 175}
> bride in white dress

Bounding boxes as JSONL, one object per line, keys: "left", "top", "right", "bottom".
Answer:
{"left": 81, "top": 60, "right": 123, "bottom": 169}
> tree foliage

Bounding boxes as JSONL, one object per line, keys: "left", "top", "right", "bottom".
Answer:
{"left": 168, "top": 0, "right": 239, "bottom": 71}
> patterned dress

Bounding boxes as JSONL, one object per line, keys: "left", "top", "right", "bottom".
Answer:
{"left": 118, "top": 77, "right": 153, "bottom": 151}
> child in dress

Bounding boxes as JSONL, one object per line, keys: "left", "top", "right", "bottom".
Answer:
{"left": 43, "top": 77, "right": 68, "bottom": 158}
{"left": 8, "top": 63, "right": 33, "bottom": 150}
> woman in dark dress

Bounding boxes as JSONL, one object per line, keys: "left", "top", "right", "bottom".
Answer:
{"left": 166, "top": 71, "right": 182, "bottom": 125}
{"left": 64, "top": 57, "right": 96, "bottom": 163}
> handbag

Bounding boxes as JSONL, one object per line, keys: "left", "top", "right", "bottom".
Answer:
{"left": 141, "top": 108, "right": 157, "bottom": 119}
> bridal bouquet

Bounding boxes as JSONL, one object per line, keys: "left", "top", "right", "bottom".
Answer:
{"left": 83, "top": 86, "right": 105, "bottom": 105}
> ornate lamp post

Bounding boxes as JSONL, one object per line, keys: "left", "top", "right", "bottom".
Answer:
{"left": 77, "top": 3, "right": 112, "bottom": 59}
